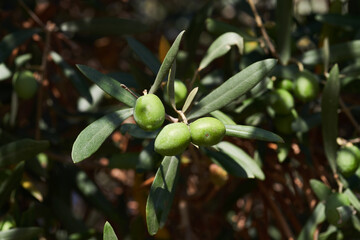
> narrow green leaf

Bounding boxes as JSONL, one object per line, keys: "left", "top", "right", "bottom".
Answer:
{"left": 0, "top": 139, "right": 49, "bottom": 168}
{"left": 225, "top": 124, "right": 284, "bottom": 143}
{"left": 149, "top": 31, "right": 185, "bottom": 94}
{"left": 309, "top": 179, "right": 331, "bottom": 201}
{"left": 321, "top": 64, "right": 340, "bottom": 172}
{"left": 60, "top": 17, "right": 148, "bottom": 35}
{"left": 182, "top": 87, "right": 198, "bottom": 113}
{"left": 126, "top": 37, "right": 161, "bottom": 75}
{"left": 300, "top": 40, "right": 360, "bottom": 66}
{"left": 72, "top": 108, "right": 133, "bottom": 163}
{"left": 14, "top": 53, "right": 32, "bottom": 68}
{"left": 51, "top": 51, "right": 93, "bottom": 103}
{"left": 166, "top": 61, "right": 177, "bottom": 110}
{"left": 344, "top": 188, "right": 360, "bottom": 212}
{"left": 198, "top": 32, "right": 243, "bottom": 71}
{"left": 0, "top": 28, "right": 41, "bottom": 63}
{"left": 0, "top": 63, "right": 11, "bottom": 81}
{"left": 0, "top": 227, "right": 42, "bottom": 240}
{"left": 103, "top": 222, "right": 118, "bottom": 240}
{"left": 210, "top": 110, "right": 236, "bottom": 125}
{"left": 297, "top": 202, "right": 326, "bottom": 240}
{"left": 0, "top": 162, "right": 24, "bottom": 209}
{"left": 316, "top": 13, "right": 360, "bottom": 28}
{"left": 336, "top": 206, "right": 353, "bottom": 225}
{"left": 323, "top": 38, "right": 330, "bottom": 73}
{"left": 276, "top": 0, "right": 293, "bottom": 65}
{"left": 291, "top": 113, "right": 322, "bottom": 133}
{"left": 318, "top": 225, "right": 337, "bottom": 240}
{"left": 187, "top": 59, "right": 277, "bottom": 120}
{"left": 76, "top": 64, "right": 136, "bottom": 107}
{"left": 277, "top": 142, "right": 290, "bottom": 163}
{"left": 146, "top": 156, "right": 180, "bottom": 235}
{"left": 120, "top": 124, "right": 160, "bottom": 139}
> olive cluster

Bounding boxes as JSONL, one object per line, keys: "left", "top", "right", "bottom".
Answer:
{"left": 133, "top": 83, "right": 225, "bottom": 156}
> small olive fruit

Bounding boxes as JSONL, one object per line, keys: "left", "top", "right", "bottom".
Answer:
{"left": 12, "top": 70, "right": 38, "bottom": 100}
{"left": 133, "top": 94, "right": 165, "bottom": 131}
{"left": 275, "top": 79, "right": 294, "bottom": 92}
{"left": 294, "top": 70, "right": 319, "bottom": 102}
{"left": 190, "top": 117, "right": 226, "bottom": 147}
{"left": 154, "top": 122, "right": 191, "bottom": 156}
{"left": 336, "top": 145, "right": 360, "bottom": 177}
{"left": 325, "top": 193, "right": 351, "bottom": 227}
{"left": 163, "top": 80, "right": 188, "bottom": 108}
{"left": 269, "top": 89, "right": 294, "bottom": 115}
{"left": 274, "top": 114, "right": 294, "bottom": 135}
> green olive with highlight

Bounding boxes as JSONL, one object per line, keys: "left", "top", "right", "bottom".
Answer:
{"left": 154, "top": 123, "right": 191, "bottom": 156}
{"left": 133, "top": 94, "right": 165, "bottom": 131}
{"left": 12, "top": 70, "right": 38, "bottom": 100}
{"left": 190, "top": 117, "right": 226, "bottom": 147}
{"left": 269, "top": 89, "right": 294, "bottom": 115}
{"left": 294, "top": 70, "right": 319, "bottom": 102}
{"left": 163, "top": 80, "right": 188, "bottom": 108}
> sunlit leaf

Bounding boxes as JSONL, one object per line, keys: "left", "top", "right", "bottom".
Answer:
{"left": 0, "top": 63, "right": 11, "bottom": 81}
{"left": 225, "top": 124, "right": 284, "bottom": 143}
{"left": 310, "top": 179, "right": 331, "bottom": 201}
{"left": 187, "top": 59, "right": 277, "bottom": 120}
{"left": 103, "top": 222, "right": 118, "bottom": 240}
{"left": 14, "top": 53, "right": 32, "bottom": 68}
{"left": 51, "top": 51, "right": 92, "bottom": 103}
{"left": 77, "top": 64, "right": 136, "bottom": 107}
{"left": 0, "top": 139, "right": 49, "bottom": 168}
{"left": 297, "top": 202, "right": 326, "bottom": 240}
{"left": 205, "top": 18, "right": 256, "bottom": 41}
{"left": 126, "top": 37, "right": 161, "bottom": 75}
{"left": 210, "top": 110, "right": 236, "bottom": 125}
{"left": 72, "top": 108, "right": 133, "bottom": 163}
{"left": 146, "top": 156, "right": 180, "bottom": 235}
{"left": 60, "top": 17, "right": 148, "bottom": 35}
{"left": 321, "top": 64, "right": 340, "bottom": 172}
{"left": 276, "top": 0, "right": 293, "bottom": 65}
{"left": 0, "top": 227, "right": 42, "bottom": 240}
{"left": 0, "top": 28, "right": 40, "bottom": 63}
{"left": 149, "top": 30, "right": 185, "bottom": 94}
{"left": 198, "top": 32, "right": 244, "bottom": 71}
{"left": 182, "top": 87, "right": 198, "bottom": 113}
{"left": 344, "top": 188, "right": 360, "bottom": 212}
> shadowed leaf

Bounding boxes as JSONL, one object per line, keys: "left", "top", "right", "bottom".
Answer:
{"left": 225, "top": 124, "right": 284, "bottom": 143}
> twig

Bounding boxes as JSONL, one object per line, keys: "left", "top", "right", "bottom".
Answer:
{"left": 18, "top": 0, "right": 45, "bottom": 28}
{"left": 339, "top": 98, "right": 360, "bottom": 135}
{"left": 165, "top": 114, "right": 178, "bottom": 123}
{"left": 120, "top": 84, "right": 139, "bottom": 98}
{"left": 247, "top": 0, "right": 278, "bottom": 58}
{"left": 178, "top": 200, "right": 195, "bottom": 240}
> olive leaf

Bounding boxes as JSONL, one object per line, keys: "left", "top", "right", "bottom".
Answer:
{"left": 51, "top": 51, "right": 93, "bottom": 104}
{"left": 149, "top": 30, "right": 185, "bottom": 94}
{"left": 72, "top": 108, "right": 133, "bottom": 163}
{"left": 321, "top": 64, "right": 340, "bottom": 172}
{"left": 309, "top": 179, "right": 331, "bottom": 201}
{"left": 103, "top": 222, "right": 118, "bottom": 240}
{"left": 187, "top": 58, "right": 277, "bottom": 120}
{"left": 276, "top": 0, "right": 293, "bottom": 65}
{"left": 225, "top": 124, "right": 284, "bottom": 143}
{"left": 0, "top": 162, "right": 24, "bottom": 209}
{"left": 126, "top": 37, "right": 161, "bottom": 75}
{"left": 210, "top": 110, "right": 236, "bottom": 125}
{"left": 182, "top": 87, "right": 198, "bottom": 113}
{"left": 344, "top": 189, "right": 360, "bottom": 212}
{"left": 76, "top": 64, "right": 136, "bottom": 107}
{"left": 166, "top": 61, "right": 177, "bottom": 111}
{"left": 297, "top": 202, "right": 326, "bottom": 240}
{"left": 198, "top": 32, "right": 244, "bottom": 71}
{"left": 0, "top": 227, "right": 43, "bottom": 240}
{"left": 146, "top": 156, "right": 180, "bottom": 235}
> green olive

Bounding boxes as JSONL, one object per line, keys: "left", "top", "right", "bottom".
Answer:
{"left": 325, "top": 193, "right": 351, "bottom": 227}
{"left": 274, "top": 114, "right": 295, "bottom": 135}
{"left": 190, "top": 117, "right": 225, "bottom": 147}
{"left": 269, "top": 89, "right": 294, "bottom": 115}
{"left": 12, "top": 70, "right": 38, "bottom": 100}
{"left": 336, "top": 145, "right": 360, "bottom": 177}
{"left": 294, "top": 70, "right": 319, "bottom": 102}
{"left": 133, "top": 94, "right": 165, "bottom": 131}
{"left": 163, "top": 80, "right": 188, "bottom": 108}
{"left": 154, "top": 122, "right": 191, "bottom": 156}
{"left": 275, "top": 79, "right": 294, "bottom": 92}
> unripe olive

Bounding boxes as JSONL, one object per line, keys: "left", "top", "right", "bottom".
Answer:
{"left": 274, "top": 114, "right": 295, "bottom": 135}
{"left": 163, "top": 80, "right": 188, "bottom": 108}
{"left": 336, "top": 145, "right": 360, "bottom": 177}
{"left": 269, "top": 89, "right": 294, "bottom": 115}
{"left": 12, "top": 70, "right": 38, "bottom": 100}
{"left": 190, "top": 117, "right": 225, "bottom": 147}
{"left": 325, "top": 193, "right": 351, "bottom": 227}
{"left": 294, "top": 70, "right": 319, "bottom": 102}
{"left": 275, "top": 79, "right": 294, "bottom": 92}
{"left": 133, "top": 94, "right": 165, "bottom": 131}
{"left": 154, "top": 123, "right": 191, "bottom": 156}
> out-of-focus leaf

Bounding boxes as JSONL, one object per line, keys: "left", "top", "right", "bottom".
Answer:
{"left": 60, "top": 18, "right": 147, "bottom": 35}
{"left": 0, "top": 162, "right": 24, "bottom": 209}
{"left": 182, "top": 87, "right": 198, "bottom": 113}
{"left": 146, "top": 156, "right": 180, "bottom": 235}
{"left": 198, "top": 32, "right": 243, "bottom": 71}
{"left": 126, "top": 37, "right": 161, "bottom": 75}
{"left": 77, "top": 84, "right": 104, "bottom": 112}
{"left": 210, "top": 110, "right": 236, "bottom": 125}
{"left": 107, "top": 72, "right": 138, "bottom": 89}
{"left": 0, "top": 227, "right": 42, "bottom": 240}
{"left": 344, "top": 188, "right": 360, "bottom": 212}
{"left": 159, "top": 36, "right": 170, "bottom": 62}
{"left": 109, "top": 153, "right": 139, "bottom": 169}
{"left": 77, "top": 64, "right": 136, "bottom": 107}
{"left": 149, "top": 30, "right": 185, "bottom": 94}
{"left": 21, "top": 176, "right": 43, "bottom": 202}
{"left": 310, "top": 179, "right": 331, "bottom": 201}
{"left": 211, "top": 141, "right": 265, "bottom": 180}
{"left": 72, "top": 108, "right": 133, "bottom": 163}
{"left": 103, "top": 222, "right": 118, "bottom": 240}
{"left": 187, "top": 59, "right": 277, "bottom": 120}
{"left": 352, "top": 215, "right": 360, "bottom": 232}
{"left": 276, "top": 0, "right": 293, "bottom": 65}
{"left": 0, "top": 28, "right": 40, "bottom": 63}
{"left": 14, "top": 53, "right": 32, "bottom": 68}
{"left": 205, "top": 18, "right": 256, "bottom": 41}
{"left": 297, "top": 202, "right": 326, "bottom": 240}
{"left": 316, "top": 14, "right": 360, "bottom": 28}
{"left": 0, "top": 63, "right": 11, "bottom": 81}
{"left": 0, "top": 139, "right": 49, "bottom": 167}
{"left": 300, "top": 40, "right": 360, "bottom": 66}
{"left": 277, "top": 142, "right": 290, "bottom": 163}
{"left": 291, "top": 113, "right": 322, "bottom": 133}
{"left": 225, "top": 124, "right": 284, "bottom": 143}
{"left": 336, "top": 206, "right": 353, "bottom": 225}
{"left": 318, "top": 225, "right": 337, "bottom": 240}
{"left": 51, "top": 51, "right": 92, "bottom": 103}
{"left": 120, "top": 124, "right": 160, "bottom": 139}
{"left": 323, "top": 38, "right": 330, "bottom": 73}
{"left": 321, "top": 64, "right": 340, "bottom": 172}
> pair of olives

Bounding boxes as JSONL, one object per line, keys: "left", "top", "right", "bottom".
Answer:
{"left": 133, "top": 93, "right": 225, "bottom": 156}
